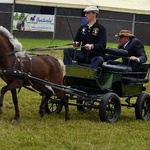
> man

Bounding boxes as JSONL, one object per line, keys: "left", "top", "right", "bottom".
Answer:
{"left": 107, "top": 30, "right": 147, "bottom": 72}
{"left": 63, "top": 6, "right": 106, "bottom": 69}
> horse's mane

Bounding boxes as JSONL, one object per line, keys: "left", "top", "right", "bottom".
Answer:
{"left": 0, "top": 26, "right": 22, "bottom": 52}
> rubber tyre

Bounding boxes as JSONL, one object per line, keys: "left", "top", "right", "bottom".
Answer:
{"left": 42, "top": 95, "right": 63, "bottom": 114}
{"left": 135, "top": 92, "right": 150, "bottom": 121}
{"left": 99, "top": 92, "right": 121, "bottom": 123}
{"left": 76, "top": 96, "right": 92, "bottom": 112}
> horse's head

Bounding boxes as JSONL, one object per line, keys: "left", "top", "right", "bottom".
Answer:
{"left": 0, "top": 26, "right": 22, "bottom": 53}
{"left": 0, "top": 26, "right": 27, "bottom": 68}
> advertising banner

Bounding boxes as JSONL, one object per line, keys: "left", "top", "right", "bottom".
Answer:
{"left": 13, "top": 12, "right": 54, "bottom": 32}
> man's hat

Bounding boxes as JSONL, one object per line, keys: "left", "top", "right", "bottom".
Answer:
{"left": 115, "top": 30, "right": 135, "bottom": 37}
{"left": 83, "top": 6, "right": 99, "bottom": 14}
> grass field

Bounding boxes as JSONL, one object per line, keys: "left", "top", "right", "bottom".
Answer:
{"left": 0, "top": 38, "right": 150, "bottom": 150}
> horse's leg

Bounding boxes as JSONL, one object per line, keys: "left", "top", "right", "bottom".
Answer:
{"left": 11, "top": 89, "right": 20, "bottom": 121}
{"left": 39, "top": 93, "right": 51, "bottom": 117}
{"left": 0, "top": 86, "right": 20, "bottom": 121}
{"left": 0, "top": 79, "right": 22, "bottom": 122}
{"left": 55, "top": 90, "right": 69, "bottom": 121}
{"left": 62, "top": 95, "right": 70, "bottom": 121}
{"left": 40, "top": 95, "right": 50, "bottom": 114}
{"left": 0, "top": 85, "right": 9, "bottom": 114}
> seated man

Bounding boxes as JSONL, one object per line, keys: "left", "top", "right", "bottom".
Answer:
{"left": 107, "top": 30, "right": 147, "bottom": 78}
{"left": 63, "top": 6, "right": 106, "bottom": 69}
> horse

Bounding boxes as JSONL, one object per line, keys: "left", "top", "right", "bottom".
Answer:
{"left": 0, "top": 26, "right": 69, "bottom": 122}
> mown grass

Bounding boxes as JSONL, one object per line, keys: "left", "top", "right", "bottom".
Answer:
{"left": 0, "top": 38, "right": 150, "bottom": 150}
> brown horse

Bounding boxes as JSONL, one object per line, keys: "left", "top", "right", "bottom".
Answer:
{"left": 0, "top": 26, "right": 69, "bottom": 122}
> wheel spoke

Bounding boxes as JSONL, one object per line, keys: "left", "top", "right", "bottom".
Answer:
{"left": 107, "top": 101, "right": 115, "bottom": 120}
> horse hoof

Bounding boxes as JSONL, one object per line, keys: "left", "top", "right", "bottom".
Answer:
{"left": 65, "top": 116, "right": 70, "bottom": 121}
{"left": 39, "top": 109, "right": 45, "bottom": 117}
{"left": 45, "top": 109, "right": 50, "bottom": 115}
{"left": 11, "top": 119, "right": 19, "bottom": 124}
{"left": 0, "top": 109, "right": 3, "bottom": 115}
{"left": 40, "top": 112, "right": 44, "bottom": 117}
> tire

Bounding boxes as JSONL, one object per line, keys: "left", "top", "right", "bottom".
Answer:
{"left": 42, "top": 95, "right": 63, "bottom": 114}
{"left": 135, "top": 92, "right": 150, "bottom": 121}
{"left": 99, "top": 92, "right": 121, "bottom": 123}
{"left": 76, "top": 96, "right": 92, "bottom": 112}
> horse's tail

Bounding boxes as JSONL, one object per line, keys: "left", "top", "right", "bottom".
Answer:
{"left": 58, "top": 59, "right": 66, "bottom": 77}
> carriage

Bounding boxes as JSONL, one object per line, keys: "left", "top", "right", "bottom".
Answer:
{"left": 5, "top": 48, "right": 149, "bottom": 123}
{"left": 0, "top": 26, "right": 150, "bottom": 123}
{"left": 46, "top": 49, "right": 150, "bottom": 123}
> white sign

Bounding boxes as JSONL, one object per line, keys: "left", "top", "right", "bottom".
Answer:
{"left": 0, "top": 0, "right": 14, "bottom": 3}
{"left": 13, "top": 12, "right": 55, "bottom": 32}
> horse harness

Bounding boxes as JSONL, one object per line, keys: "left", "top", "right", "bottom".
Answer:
{"left": 0, "top": 50, "right": 41, "bottom": 93}
{"left": 0, "top": 51, "right": 32, "bottom": 76}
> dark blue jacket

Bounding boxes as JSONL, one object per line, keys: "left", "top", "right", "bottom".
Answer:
{"left": 74, "top": 20, "right": 106, "bottom": 59}
{"left": 120, "top": 37, "right": 147, "bottom": 65}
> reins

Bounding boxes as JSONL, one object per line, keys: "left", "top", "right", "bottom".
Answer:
{"left": 0, "top": 51, "right": 18, "bottom": 56}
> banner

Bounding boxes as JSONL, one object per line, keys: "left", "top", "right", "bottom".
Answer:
{"left": 13, "top": 12, "right": 54, "bottom": 32}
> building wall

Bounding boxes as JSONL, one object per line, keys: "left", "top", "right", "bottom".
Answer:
{"left": 0, "top": 4, "right": 14, "bottom": 31}
{"left": 55, "top": 9, "right": 150, "bottom": 45}
{"left": 1, "top": 4, "right": 150, "bottom": 45}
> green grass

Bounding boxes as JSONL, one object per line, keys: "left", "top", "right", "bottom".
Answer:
{"left": 19, "top": 38, "right": 150, "bottom": 61}
{"left": 0, "top": 38, "right": 150, "bottom": 150}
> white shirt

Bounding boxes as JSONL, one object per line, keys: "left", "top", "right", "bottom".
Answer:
{"left": 123, "top": 41, "right": 129, "bottom": 49}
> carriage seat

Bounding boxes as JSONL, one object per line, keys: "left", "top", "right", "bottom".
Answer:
{"left": 121, "top": 62, "right": 150, "bottom": 84}
{"left": 75, "top": 62, "right": 132, "bottom": 73}
{"left": 122, "top": 76, "right": 149, "bottom": 84}
{"left": 102, "top": 64, "right": 132, "bottom": 72}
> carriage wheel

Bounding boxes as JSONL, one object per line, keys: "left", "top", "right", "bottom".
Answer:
{"left": 99, "top": 92, "right": 121, "bottom": 123}
{"left": 42, "top": 95, "right": 63, "bottom": 114}
{"left": 76, "top": 96, "right": 92, "bottom": 112}
{"left": 135, "top": 92, "right": 150, "bottom": 121}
